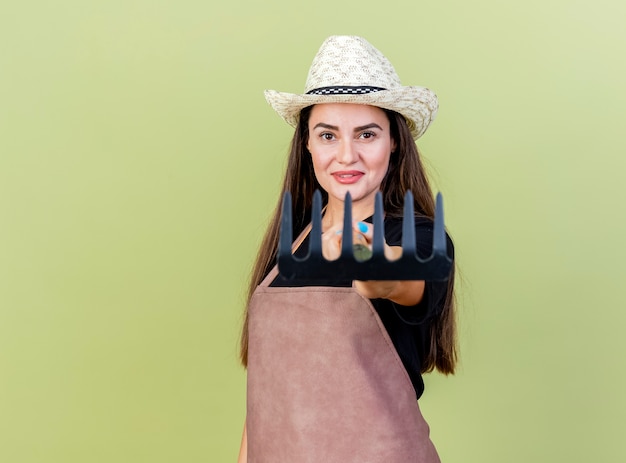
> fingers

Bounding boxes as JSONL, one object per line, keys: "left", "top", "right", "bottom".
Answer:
{"left": 353, "top": 221, "right": 373, "bottom": 245}
{"left": 353, "top": 221, "right": 398, "bottom": 261}
{"left": 321, "top": 222, "right": 378, "bottom": 261}
{"left": 321, "top": 227, "right": 343, "bottom": 260}
{"left": 352, "top": 222, "right": 374, "bottom": 262}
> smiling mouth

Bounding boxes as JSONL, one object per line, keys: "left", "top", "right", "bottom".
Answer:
{"left": 332, "top": 171, "right": 364, "bottom": 184}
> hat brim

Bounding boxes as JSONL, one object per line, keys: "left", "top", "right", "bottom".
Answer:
{"left": 264, "top": 86, "right": 438, "bottom": 139}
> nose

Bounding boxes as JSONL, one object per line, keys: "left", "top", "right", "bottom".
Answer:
{"left": 336, "top": 139, "right": 358, "bottom": 164}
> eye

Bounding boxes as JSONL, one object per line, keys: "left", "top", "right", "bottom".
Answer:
{"left": 359, "top": 131, "right": 376, "bottom": 139}
{"left": 320, "top": 132, "right": 335, "bottom": 141}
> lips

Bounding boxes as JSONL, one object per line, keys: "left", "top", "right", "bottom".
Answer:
{"left": 331, "top": 170, "right": 364, "bottom": 184}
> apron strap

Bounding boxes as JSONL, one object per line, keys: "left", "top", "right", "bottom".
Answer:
{"left": 259, "top": 222, "right": 313, "bottom": 287}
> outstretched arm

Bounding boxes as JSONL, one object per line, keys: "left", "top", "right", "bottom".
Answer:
{"left": 321, "top": 221, "right": 425, "bottom": 305}
{"left": 354, "top": 240, "right": 425, "bottom": 305}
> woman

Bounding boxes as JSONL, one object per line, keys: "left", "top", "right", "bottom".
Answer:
{"left": 238, "top": 36, "right": 457, "bottom": 463}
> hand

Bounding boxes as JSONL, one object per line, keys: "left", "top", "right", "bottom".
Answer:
{"left": 320, "top": 225, "right": 344, "bottom": 261}
{"left": 349, "top": 221, "right": 400, "bottom": 261}
{"left": 320, "top": 221, "right": 395, "bottom": 261}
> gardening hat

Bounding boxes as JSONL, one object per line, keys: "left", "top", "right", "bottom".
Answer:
{"left": 264, "top": 35, "right": 438, "bottom": 139}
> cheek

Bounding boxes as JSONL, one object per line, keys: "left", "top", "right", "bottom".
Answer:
{"left": 309, "top": 147, "right": 333, "bottom": 169}
{"left": 308, "top": 150, "right": 326, "bottom": 179}
{"left": 373, "top": 151, "right": 392, "bottom": 174}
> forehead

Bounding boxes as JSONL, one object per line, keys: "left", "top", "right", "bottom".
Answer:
{"left": 309, "top": 103, "right": 389, "bottom": 127}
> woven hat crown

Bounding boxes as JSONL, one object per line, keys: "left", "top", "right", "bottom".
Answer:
{"left": 264, "top": 35, "right": 438, "bottom": 139}
{"left": 304, "top": 36, "right": 402, "bottom": 92}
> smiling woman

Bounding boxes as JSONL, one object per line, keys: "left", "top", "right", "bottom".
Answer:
{"left": 307, "top": 103, "right": 395, "bottom": 215}
{"left": 238, "top": 36, "right": 456, "bottom": 463}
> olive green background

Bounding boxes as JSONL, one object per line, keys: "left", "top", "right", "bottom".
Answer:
{"left": 1, "top": 1, "right": 625, "bottom": 461}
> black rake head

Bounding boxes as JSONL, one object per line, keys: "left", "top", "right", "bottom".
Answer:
{"left": 277, "top": 190, "right": 453, "bottom": 281}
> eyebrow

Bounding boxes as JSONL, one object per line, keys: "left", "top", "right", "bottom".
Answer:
{"left": 312, "top": 122, "right": 384, "bottom": 132}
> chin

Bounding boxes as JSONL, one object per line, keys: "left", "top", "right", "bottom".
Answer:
{"left": 329, "top": 186, "right": 376, "bottom": 204}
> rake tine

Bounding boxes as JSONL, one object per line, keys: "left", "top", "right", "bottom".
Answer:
{"left": 401, "top": 190, "right": 416, "bottom": 257}
{"left": 432, "top": 192, "right": 447, "bottom": 256}
{"left": 279, "top": 191, "right": 293, "bottom": 252}
{"left": 341, "top": 192, "right": 353, "bottom": 257}
{"left": 371, "top": 191, "right": 385, "bottom": 258}
{"left": 309, "top": 190, "right": 323, "bottom": 258}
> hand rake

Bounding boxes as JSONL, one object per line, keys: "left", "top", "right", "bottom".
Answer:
{"left": 277, "top": 190, "right": 452, "bottom": 281}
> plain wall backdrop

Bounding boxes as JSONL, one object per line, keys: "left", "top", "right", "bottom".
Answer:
{"left": 1, "top": 1, "right": 625, "bottom": 461}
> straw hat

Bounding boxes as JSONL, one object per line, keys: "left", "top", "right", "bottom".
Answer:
{"left": 264, "top": 35, "right": 438, "bottom": 139}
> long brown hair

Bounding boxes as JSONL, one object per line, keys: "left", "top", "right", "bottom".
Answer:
{"left": 239, "top": 106, "right": 457, "bottom": 374}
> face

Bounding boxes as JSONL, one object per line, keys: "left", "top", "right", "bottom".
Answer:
{"left": 306, "top": 103, "right": 396, "bottom": 207}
